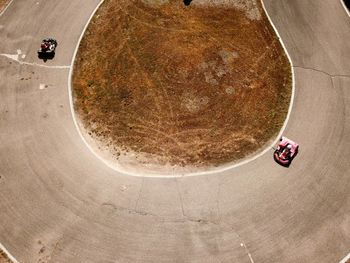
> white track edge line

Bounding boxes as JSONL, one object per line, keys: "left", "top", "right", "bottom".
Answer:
{"left": 67, "top": 0, "right": 295, "bottom": 177}
{"left": 0, "top": 0, "right": 14, "bottom": 17}
{"left": 339, "top": 253, "right": 350, "bottom": 263}
{"left": 340, "top": 0, "right": 350, "bottom": 17}
{"left": 0, "top": 243, "right": 20, "bottom": 263}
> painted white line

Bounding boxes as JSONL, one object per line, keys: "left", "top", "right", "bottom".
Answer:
{"left": 0, "top": 53, "right": 70, "bottom": 69}
{"left": 240, "top": 242, "right": 255, "bottom": 263}
{"left": 247, "top": 252, "right": 255, "bottom": 263}
{"left": 1, "top": 53, "right": 18, "bottom": 61}
{"left": 67, "top": 0, "right": 295, "bottom": 177}
{"left": 0, "top": 243, "right": 20, "bottom": 263}
{"left": 339, "top": 253, "right": 350, "bottom": 263}
{"left": 0, "top": 0, "right": 15, "bottom": 17}
{"left": 340, "top": 0, "right": 350, "bottom": 17}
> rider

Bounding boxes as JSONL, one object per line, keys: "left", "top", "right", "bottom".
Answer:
{"left": 41, "top": 41, "right": 50, "bottom": 51}
{"left": 41, "top": 38, "right": 55, "bottom": 52}
{"left": 283, "top": 144, "right": 292, "bottom": 158}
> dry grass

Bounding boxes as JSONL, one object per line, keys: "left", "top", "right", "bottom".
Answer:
{"left": 0, "top": 0, "right": 10, "bottom": 13}
{"left": 0, "top": 249, "right": 12, "bottom": 263}
{"left": 73, "top": 0, "right": 292, "bottom": 167}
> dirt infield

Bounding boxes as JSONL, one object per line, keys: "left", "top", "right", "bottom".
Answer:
{"left": 73, "top": 0, "right": 292, "bottom": 168}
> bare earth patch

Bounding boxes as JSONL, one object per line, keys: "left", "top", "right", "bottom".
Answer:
{"left": 73, "top": 0, "right": 292, "bottom": 170}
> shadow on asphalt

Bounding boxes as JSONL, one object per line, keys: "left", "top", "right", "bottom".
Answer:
{"left": 37, "top": 52, "right": 55, "bottom": 62}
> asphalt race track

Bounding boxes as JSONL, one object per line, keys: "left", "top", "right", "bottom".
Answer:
{"left": 0, "top": 0, "right": 349, "bottom": 262}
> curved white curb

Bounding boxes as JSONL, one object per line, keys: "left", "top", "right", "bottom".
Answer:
{"left": 0, "top": 243, "right": 20, "bottom": 263}
{"left": 339, "top": 253, "right": 350, "bottom": 263}
{"left": 68, "top": 0, "right": 295, "bottom": 177}
{"left": 340, "top": 0, "right": 350, "bottom": 17}
{"left": 0, "top": 0, "right": 15, "bottom": 17}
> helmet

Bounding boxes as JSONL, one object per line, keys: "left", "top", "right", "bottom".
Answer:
{"left": 286, "top": 144, "right": 292, "bottom": 150}
{"left": 41, "top": 42, "right": 49, "bottom": 49}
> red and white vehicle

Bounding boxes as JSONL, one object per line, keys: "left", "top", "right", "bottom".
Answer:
{"left": 273, "top": 136, "right": 299, "bottom": 167}
{"left": 37, "top": 38, "right": 58, "bottom": 60}
{"left": 38, "top": 38, "right": 57, "bottom": 54}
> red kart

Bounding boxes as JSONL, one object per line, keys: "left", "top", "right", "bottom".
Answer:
{"left": 274, "top": 136, "right": 299, "bottom": 167}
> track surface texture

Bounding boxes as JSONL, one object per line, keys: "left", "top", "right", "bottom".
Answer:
{"left": 0, "top": 0, "right": 349, "bottom": 262}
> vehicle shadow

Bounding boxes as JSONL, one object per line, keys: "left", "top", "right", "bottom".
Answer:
{"left": 273, "top": 157, "right": 291, "bottom": 168}
{"left": 273, "top": 151, "right": 300, "bottom": 168}
{"left": 38, "top": 52, "right": 55, "bottom": 62}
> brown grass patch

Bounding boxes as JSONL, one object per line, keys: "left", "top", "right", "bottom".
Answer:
{"left": 0, "top": 0, "right": 10, "bottom": 13}
{"left": 73, "top": 0, "right": 292, "bottom": 167}
{"left": 0, "top": 249, "right": 13, "bottom": 263}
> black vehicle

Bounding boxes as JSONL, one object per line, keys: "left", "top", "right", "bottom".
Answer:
{"left": 38, "top": 38, "right": 58, "bottom": 60}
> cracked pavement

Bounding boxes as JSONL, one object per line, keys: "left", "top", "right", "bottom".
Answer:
{"left": 0, "top": 0, "right": 349, "bottom": 262}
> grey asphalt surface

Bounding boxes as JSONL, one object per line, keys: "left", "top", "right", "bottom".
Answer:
{"left": 0, "top": 0, "right": 349, "bottom": 262}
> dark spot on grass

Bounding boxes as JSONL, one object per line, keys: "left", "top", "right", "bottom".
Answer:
{"left": 184, "top": 0, "right": 192, "bottom": 6}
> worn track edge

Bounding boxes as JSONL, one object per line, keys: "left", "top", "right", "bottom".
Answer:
{"left": 339, "top": 252, "right": 350, "bottom": 263}
{"left": 0, "top": 0, "right": 15, "bottom": 16}
{"left": 0, "top": 243, "right": 20, "bottom": 263}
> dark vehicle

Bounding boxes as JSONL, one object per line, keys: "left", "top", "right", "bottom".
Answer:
{"left": 274, "top": 136, "right": 299, "bottom": 167}
{"left": 38, "top": 38, "right": 58, "bottom": 60}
